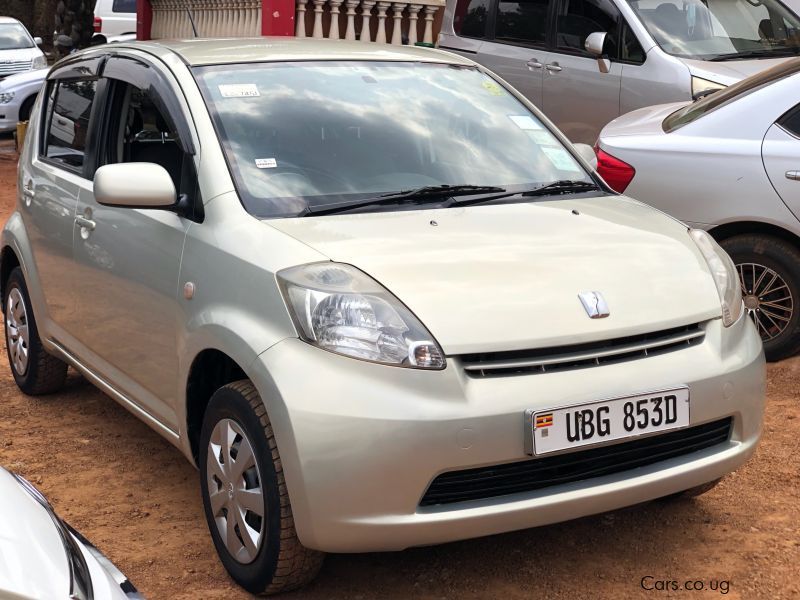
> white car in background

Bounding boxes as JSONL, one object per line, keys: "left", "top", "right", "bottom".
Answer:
{"left": 0, "top": 17, "right": 46, "bottom": 81}
{"left": 0, "top": 68, "right": 47, "bottom": 131}
{"left": 0, "top": 466, "right": 142, "bottom": 599}
{"left": 93, "top": 0, "right": 137, "bottom": 44}
{"left": 597, "top": 58, "right": 800, "bottom": 361}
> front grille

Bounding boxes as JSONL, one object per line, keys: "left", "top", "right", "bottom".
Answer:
{"left": 0, "top": 60, "right": 32, "bottom": 79}
{"left": 460, "top": 323, "right": 705, "bottom": 377}
{"left": 420, "top": 417, "right": 732, "bottom": 507}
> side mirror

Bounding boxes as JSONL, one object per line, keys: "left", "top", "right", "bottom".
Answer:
{"left": 585, "top": 32, "right": 611, "bottom": 74}
{"left": 94, "top": 162, "right": 177, "bottom": 209}
{"left": 573, "top": 143, "right": 597, "bottom": 170}
{"left": 33, "top": 37, "right": 43, "bottom": 46}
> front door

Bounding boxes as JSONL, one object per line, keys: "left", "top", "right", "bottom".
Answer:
{"left": 69, "top": 55, "right": 196, "bottom": 429}
{"left": 542, "top": 0, "right": 623, "bottom": 143}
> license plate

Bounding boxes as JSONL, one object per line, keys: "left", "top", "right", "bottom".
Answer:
{"left": 528, "top": 387, "right": 690, "bottom": 456}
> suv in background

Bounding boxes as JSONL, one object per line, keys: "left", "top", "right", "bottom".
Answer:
{"left": 92, "top": 0, "right": 136, "bottom": 43}
{"left": 440, "top": 0, "right": 800, "bottom": 143}
{"left": 0, "top": 17, "right": 46, "bottom": 82}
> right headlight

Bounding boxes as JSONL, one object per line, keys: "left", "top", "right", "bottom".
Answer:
{"left": 691, "top": 76, "right": 726, "bottom": 100}
{"left": 689, "top": 229, "right": 743, "bottom": 327}
{"left": 0, "top": 91, "right": 15, "bottom": 105}
{"left": 277, "top": 262, "right": 445, "bottom": 369}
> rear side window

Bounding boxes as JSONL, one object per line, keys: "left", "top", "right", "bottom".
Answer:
{"left": 112, "top": 0, "right": 137, "bottom": 12}
{"left": 495, "top": 0, "right": 551, "bottom": 46}
{"left": 779, "top": 106, "right": 800, "bottom": 138}
{"left": 454, "top": 0, "right": 491, "bottom": 37}
{"left": 555, "top": 0, "right": 620, "bottom": 58}
{"left": 44, "top": 79, "right": 98, "bottom": 171}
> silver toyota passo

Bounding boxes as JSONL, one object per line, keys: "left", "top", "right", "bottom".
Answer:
{"left": 2, "top": 38, "right": 765, "bottom": 594}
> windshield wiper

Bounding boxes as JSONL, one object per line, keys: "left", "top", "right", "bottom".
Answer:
{"left": 301, "top": 185, "right": 506, "bottom": 216}
{"left": 709, "top": 47, "right": 800, "bottom": 61}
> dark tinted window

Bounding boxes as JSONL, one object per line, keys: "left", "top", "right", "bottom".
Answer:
{"left": 112, "top": 0, "right": 137, "bottom": 13}
{"left": 45, "top": 79, "right": 98, "bottom": 171}
{"left": 454, "top": 0, "right": 491, "bottom": 37}
{"left": 779, "top": 106, "right": 800, "bottom": 138}
{"left": 621, "top": 22, "right": 645, "bottom": 63}
{"left": 495, "top": 0, "right": 551, "bottom": 46}
{"left": 556, "top": 0, "right": 620, "bottom": 58}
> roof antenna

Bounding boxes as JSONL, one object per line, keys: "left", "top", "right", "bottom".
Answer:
{"left": 185, "top": 4, "right": 200, "bottom": 37}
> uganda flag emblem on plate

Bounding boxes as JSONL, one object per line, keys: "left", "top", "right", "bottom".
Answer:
{"left": 535, "top": 413, "right": 553, "bottom": 428}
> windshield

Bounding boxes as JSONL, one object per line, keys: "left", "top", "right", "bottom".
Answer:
{"left": 0, "top": 23, "right": 34, "bottom": 50}
{"left": 628, "top": 0, "right": 800, "bottom": 59}
{"left": 663, "top": 57, "right": 800, "bottom": 130}
{"left": 194, "top": 62, "right": 592, "bottom": 218}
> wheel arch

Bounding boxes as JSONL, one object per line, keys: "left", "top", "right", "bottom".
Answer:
{"left": 0, "top": 245, "right": 21, "bottom": 308}
{"left": 707, "top": 220, "right": 800, "bottom": 250}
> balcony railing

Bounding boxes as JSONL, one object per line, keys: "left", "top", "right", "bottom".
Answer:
{"left": 149, "top": 0, "right": 262, "bottom": 39}
{"left": 295, "top": 0, "right": 444, "bottom": 44}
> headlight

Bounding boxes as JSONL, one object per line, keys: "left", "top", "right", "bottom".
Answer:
{"left": 0, "top": 91, "right": 14, "bottom": 105}
{"left": 691, "top": 76, "right": 725, "bottom": 100}
{"left": 32, "top": 55, "right": 47, "bottom": 69}
{"left": 690, "top": 229, "right": 743, "bottom": 327}
{"left": 278, "top": 262, "right": 445, "bottom": 369}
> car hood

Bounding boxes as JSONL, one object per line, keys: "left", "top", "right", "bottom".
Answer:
{"left": 0, "top": 67, "right": 47, "bottom": 92}
{"left": 0, "top": 469, "right": 69, "bottom": 600}
{"left": 267, "top": 197, "right": 722, "bottom": 355}
{"left": 599, "top": 102, "right": 687, "bottom": 138}
{"left": 683, "top": 56, "right": 792, "bottom": 86}
{"left": 0, "top": 47, "right": 42, "bottom": 64}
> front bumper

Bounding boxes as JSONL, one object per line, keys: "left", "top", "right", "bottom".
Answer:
{"left": 253, "top": 314, "right": 765, "bottom": 553}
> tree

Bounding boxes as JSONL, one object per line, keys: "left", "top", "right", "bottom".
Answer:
{"left": 54, "top": 0, "right": 97, "bottom": 56}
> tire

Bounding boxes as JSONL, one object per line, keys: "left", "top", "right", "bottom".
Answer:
{"left": 199, "top": 380, "right": 323, "bottom": 595}
{"left": 18, "top": 95, "right": 36, "bottom": 123}
{"left": 719, "top": 234, "right": 800, "bottom": 361}
{"left": 3, "top": 267, "right": 67, "bottom": 395}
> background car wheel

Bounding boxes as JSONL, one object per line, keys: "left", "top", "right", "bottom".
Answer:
{"left": 199, "top": 380, "right": 324, "bottom": 595}
{"left": 3, "top": 267, "right": 67, "bottom": 395}
{"left": 719, "top": 234, "right": 800, "bottom": 361}
{"left": 18, "top": 95, "right": 36, "bottom": 123}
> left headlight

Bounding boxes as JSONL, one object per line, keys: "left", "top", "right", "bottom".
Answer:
{"left": 278, "top": 262, "right": 445, "bottom": 369}
{"left": 32, "top": 55, "right": 47, "bottom": 69}
{"left": 0, "top": 91, "right": 15, "bottom": 105}
{"left": 690, "top": 229, "right": 743, "bottom": 327}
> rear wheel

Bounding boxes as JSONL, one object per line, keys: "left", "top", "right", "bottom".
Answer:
{"left": 3, "top": 267, "right": 68, "bottom": 395}
{"left": 199, "top": 380, "right": 323, "bottom": 595}
{"left": 719, "top": 234, "right": 800, "bottom": 361}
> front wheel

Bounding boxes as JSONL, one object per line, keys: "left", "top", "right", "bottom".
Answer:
{"left": 199, "top": 380, "right": 323, "bottom": 595}
{"left": 720, "top": 234, "right": 800, "bottom": 362}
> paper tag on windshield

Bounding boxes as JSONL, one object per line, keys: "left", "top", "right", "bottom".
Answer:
{"left": 509, "top": 115, "right": 542, "bottom": 130}
{"left": 542, "top": 146, "right": 581, "bottom": 172}
{"left": 219, "top": 84, "right": 260, "bottom": 98}
{"left": 255, "top": 158, "right": 277, "bottom": 169}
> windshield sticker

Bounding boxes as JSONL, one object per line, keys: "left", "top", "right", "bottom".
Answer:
{"left": 255, "top": 158, "right": 277, "bottom": 169}
{"left": 509, "top": 115, "right": 542, "bottom": 131}
{"left": 219, "top": 84, "right": 260, "bottom": 98}
{"left": 528, "top": 130, "right": 554, "bottom": 145}
{"left": 541, "top": 147, "right": 581, "bottom": 172}
{"left": 481, "top": 81, "right": 504, "bottom": 96}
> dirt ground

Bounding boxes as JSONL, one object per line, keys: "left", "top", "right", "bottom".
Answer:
{"left": 0, "top": 135, "right": 798, "bottom": 600}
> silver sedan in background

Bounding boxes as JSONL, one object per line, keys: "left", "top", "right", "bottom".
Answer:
{"left": 597, "top": 58, "right": 800, "bottom": 360}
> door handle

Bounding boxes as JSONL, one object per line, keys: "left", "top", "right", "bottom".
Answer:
{"left": 75, "top": 215, "right": 96, "bottom": 231}
{"left": 526, "top": 58, "right": 543, "bottom": 70}
{"left": 786, "top": 170, "right": 800, "bottom": 181}
{"left": 22, "top": 180, "right": 34, "bottom": 196}
{"left": 545, "top": 62, "right": 563, "bottom": 72}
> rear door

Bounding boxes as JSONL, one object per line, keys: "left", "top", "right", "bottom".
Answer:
{"left": 476, "top": 0, "right": 553, "bottom": 108}
{"left": 541, "top": 0, "right": 623, "bottom": 143}
{"left": 19, "top": 58, "right": 104, "bottom": 338}
{"left": 763, "top": 108, "right": 800, "bottom": 223}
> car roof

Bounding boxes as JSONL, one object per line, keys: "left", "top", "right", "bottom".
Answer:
{"left": 0, "top": 17, "right": 23, "bottom": 25}
{"left": 116, "top": 37, "right": 475, "bottom": 67}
